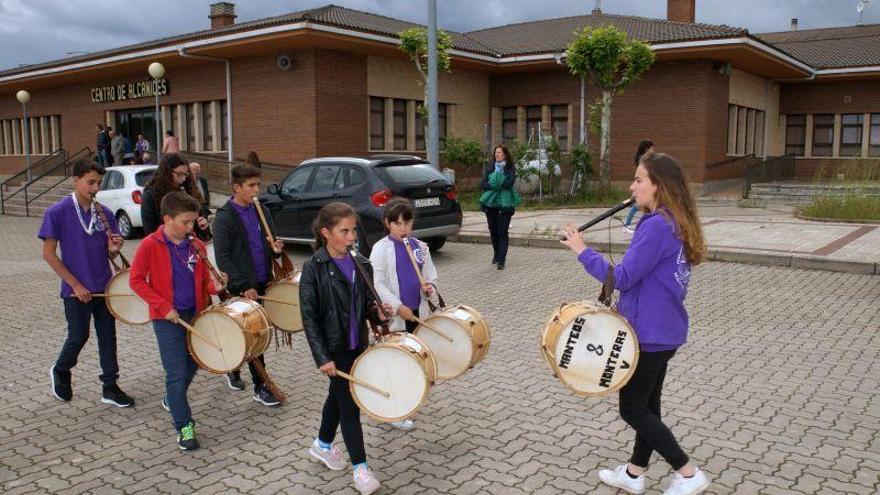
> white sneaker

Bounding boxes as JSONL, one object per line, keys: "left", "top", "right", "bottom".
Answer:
{"left": 390, "top": 419, "right": 414, "bottom": 430}
{"left": 598, "top": 464, "right": 646, "bottom": 494}
{"left": 353, "top": 465, "right": 380, "bottom": 495}
{"left": 308, "top": 439, "right": 346, "bottom": 471}
{"left": 662, "top": 468, "right": 710, "bottom": 495}
{"left": 622, "top": 226, "right": 635, "bottom": 234}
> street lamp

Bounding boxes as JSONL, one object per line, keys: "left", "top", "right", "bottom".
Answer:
{"left": 16, "top": 90, "right": 32, "bottom": 182}
{"left": 148, "top": 62, "right": 165, "bottom": 164}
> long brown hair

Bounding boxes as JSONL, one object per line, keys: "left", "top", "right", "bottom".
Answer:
{"left": 492, "top": 144, "right": 515, "bottom": 173}
{"left": 146, "top": 153, "right": 204, "bottom": 205}
{"left": 640, "top": 153, "right": 706, "bottom": 265}
{"left": 312, "top": 202, "right": 358, "bottom": 250}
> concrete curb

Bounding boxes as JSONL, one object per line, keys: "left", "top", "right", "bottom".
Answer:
{"left": 448, "top": 234, "right": 879, "bottom": 275}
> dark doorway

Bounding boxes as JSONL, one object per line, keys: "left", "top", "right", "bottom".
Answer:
{"left": 116, "top": 107, "right": 158, "bottom": 155}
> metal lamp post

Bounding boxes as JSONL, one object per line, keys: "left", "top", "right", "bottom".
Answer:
{"left": 148, "top": 62, "right": 165, "bottom": 164}
{"left": 16, "top": 90, "right": 32, "bottom": 182}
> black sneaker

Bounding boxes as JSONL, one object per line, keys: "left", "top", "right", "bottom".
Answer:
{"left": 253, "top": 384, "right": 281, "bottom": 407}
{"left": 102, "top": 384, "right": 135, "bottom": 408}
{"left": 225, "top": 371, "right": 245, "bottom": 391}
{"left": 177, "top": 421, "right": 200, "bottom": 451}
{"left": 497, "top": 263, "right": 505, "bottom": 270}
{"left": 50, "top": 366, "right": 72, "bottom": 402}
{"left": 161, "top": 397, "right": 170, "bottom": 412}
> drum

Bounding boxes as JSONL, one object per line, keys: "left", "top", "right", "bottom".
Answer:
{"left": 540, "top": 301, "right": 639, "bottom": 397}
{"left": 187, "top": 297, "right": 272, "bottom": 374}
{"left": 263, "top": 271, "right": 303, "bottom": 333}
{"left": 104, "top": 269, "right": 150, "bottom": 325}
{"left": 349, "top": 332, "right": 437, "bottom": 423}
{"left": 413, "top": 304, "right": 491, "bottom": 380}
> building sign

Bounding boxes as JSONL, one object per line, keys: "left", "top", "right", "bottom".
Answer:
{"left": 90, "top": 79, "right": 169, "bottom": 103}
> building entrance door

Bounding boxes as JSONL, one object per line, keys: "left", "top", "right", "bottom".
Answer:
{"left": 116, "top": 107, "right": 158, "bottom": 159}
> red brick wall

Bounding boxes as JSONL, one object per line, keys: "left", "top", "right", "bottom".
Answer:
{"left": 315, "top": 49, "right": 368, "bottom": 158}
{"left": 490, "top": 60, "right": 729, "bottom": 184}
{"left": 781, "top": 80, "right": 880, "bottom": 114}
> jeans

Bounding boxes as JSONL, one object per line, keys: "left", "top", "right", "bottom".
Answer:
{"left": 484, "top": 207, "right": 514, "bottom": 264}
{"left": 152, "top": 310, "right": 198, "bottom": 431}
{"left": 318, "top": 349, "right": 366, "bottom": 465}
{"left": 624, "top": 204, "right": 639, "bottom": 227}
{"left": 619, "top": 349, "right": 689, "bottom": 470}
{"left": 56, "top": 297, "right": 119, "bottom": 385}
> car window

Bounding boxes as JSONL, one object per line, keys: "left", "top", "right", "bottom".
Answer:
{"left": 311, "top": 165, "right": 342, "bottom": 193}
{"left": 342, "top": 167, "right": 366, "bottom": 189}
{"left": 106, "top": 171, "right": 124, "bottom": 190}
{"left": 135, "top": 170, "right": 155, "bottom": 187}
{"left": 281, "top": 166, "right": 313, "bottom": 195}
{"left": 376, "top": 164, "right": 448, "bottom": 186}
{"left": 100, "top": 173, "right": 112, "bottom": 190}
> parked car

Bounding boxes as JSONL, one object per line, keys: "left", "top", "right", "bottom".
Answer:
{"left": 96, "top": 165, "right": 157, "bottom": 239}
{"left": 261, "top": 155, "right": 462, "bottom": 255}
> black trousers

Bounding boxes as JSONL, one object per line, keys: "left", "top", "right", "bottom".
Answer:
{"left": 318, "top": 349, "right": 366, "bottom": 465}
{"left": 619, "top": 349, "right": 689, "bottom": 471}
{"left": 56, "top": 298, "right": 119, "bottom": 385}
{"left": 484, "top": 208, "right": 514, "bottom": 264}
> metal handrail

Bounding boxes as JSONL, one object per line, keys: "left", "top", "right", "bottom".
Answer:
{"left": 705, "top": 153, "right": 756, "bottom": 169}
{"left": 25, "top": 147, "right": 93, "bottom": 213}
{"left": 1, "top": 147, "right": 91, "bottom": 216}
{"left": 1, "top": 148, "right": 66, "bottom": 192}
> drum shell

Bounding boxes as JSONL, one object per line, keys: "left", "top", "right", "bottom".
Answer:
{"left": 188, "top": 297, "right": 272, "bottom": 373}
{"left": 414, "top": 304, "right": 491, "bottom": 380}
{"left": 263, "top": 271, "right": 303, "bottom": 333}
{"left": 540, "top": 301, "right": 640, "bottom": 397}
{"left": 104, "top": 269, "right": 150, "bottom": 326}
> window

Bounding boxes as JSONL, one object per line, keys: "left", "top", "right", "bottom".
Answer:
{"left": 336, "top": 166, "right": 366, "bottom": 190}
{"left": 169, "top": 105, "right": 177, "bottom": 136}
{"left": 220, "top": 100, "right": 228, "bottom": 151}
{"left": 186, "top": 103, "right": 196, "bottom": 152}
{"left": 202, "top": 102, "right": 213, "bottom": 151}
{"left": 502, "top": 107, "right": 517, "bottom": 145}
{"left": 785, "top": 114, "right": 806, "bottom": 156}
{"left": 369, "top": 97, "right": 385, "bottom": 150}
{"left": 281, "top": 166, "right": 313, "bottom": 195}
{"left": 0, "top": 115, "right": 60, "bottom": 156}
{"left": 312, "top": 165, "right": 342, "bottom": 193}
{"left": 438, "top": 103, "right": 448, "bottom": 142}
{"left": 755, "top": 110, "right": 765, "bottom": 157}
{"left": 840, "top": 113, "right": 863, "bottom": 157}
{"left": 812, "top": 114, "right": 834, "bottom": 156}
{"left": 135, "top": 170, "right": 155, "bottom": 187}
{"left": 526, "top": 106, "right": 542, "bottom": 140}
{"left": 551, "top": 105, "right": 568, "bottom": 150}
{"left": 728, "top": 104, "right": 765, "bottom": 156}
{"left": 415, "top": 102, "right": 426, "bottom": 151}
{"left": 108, "top": 171, "right": 125, "bottom": 190}
{"left": 870, "top": 114, "right": 880, "bottom": 157}
{"left": 393, "top": 99, "right": 407, "bottom": 150}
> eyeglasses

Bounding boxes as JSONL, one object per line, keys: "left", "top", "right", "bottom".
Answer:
{"left": 173, "top": 170, "right": 191, "bottom": 178}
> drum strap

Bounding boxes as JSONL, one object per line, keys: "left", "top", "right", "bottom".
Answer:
{"left": 598, "top": 265, "right": 615, "bottom": 307}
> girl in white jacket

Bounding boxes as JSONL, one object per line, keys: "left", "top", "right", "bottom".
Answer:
{"left": 369, "top": 197, "right": 438, "bottom": 334}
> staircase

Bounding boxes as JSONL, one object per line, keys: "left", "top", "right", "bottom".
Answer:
{"left": 2, "top": 176, "right": 74, "bottom": 217}
{"left": 748, "top": 181, "right": 880, "bottom": 203}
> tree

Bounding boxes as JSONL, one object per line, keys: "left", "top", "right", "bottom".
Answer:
{"left": 565, "top": 25, "right": 655, "bottom": 191}
{"left": 441, "top": 136, "right": 484, "bottom": 189}
{"left": 398, "top": 27, "right": 454, "bottom": 159}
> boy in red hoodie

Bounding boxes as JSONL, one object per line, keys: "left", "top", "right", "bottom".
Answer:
{"left": 130, "top": 191, "right": 226, "bottom": 450}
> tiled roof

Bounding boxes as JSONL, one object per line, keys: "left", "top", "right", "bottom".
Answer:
{"left": 465, "top": 13, "right": 747, "bottom": 56}
{"left": 758, "top": 24, "right": 880, "bottom": 69}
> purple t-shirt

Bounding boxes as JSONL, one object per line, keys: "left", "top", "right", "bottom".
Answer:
{"left": 229, "top": 199, "right": 268, "bottom": 284}
{"left": 332, "top": 255, "right": 359, "bottom": 350}
{"left": 38, "top": 195, "right": 117, "bottom": 298}
{"left": 163, "top": 232, "right": 197, "bottom": 311}
{"left": 391, "top": 236, "right": 423, "bottom": 311}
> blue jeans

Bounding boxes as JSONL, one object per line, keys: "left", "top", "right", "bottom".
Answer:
{"left": 624, "top": 204, "right": 639, "bottom": 227}
{"left": 56, "top": 297, "right": 119, "bottom": 385}
{"left": 152, "top": 310, "right": 198, "bottom": 431}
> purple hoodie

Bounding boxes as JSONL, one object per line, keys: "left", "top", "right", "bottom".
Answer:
{"left": 577, "top": 210, "right": 692, "bottom": 352}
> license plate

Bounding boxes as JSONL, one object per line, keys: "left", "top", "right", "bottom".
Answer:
{"left": 414, "top": 197, "right": 440, "bottom": 208}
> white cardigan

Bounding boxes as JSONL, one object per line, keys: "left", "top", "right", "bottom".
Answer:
{"left": 369, "top": 236, "right": 438, "bottom": 331}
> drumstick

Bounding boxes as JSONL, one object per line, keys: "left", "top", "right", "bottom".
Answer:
{"left": 91, "top": 293, "right": 139, "bottom": 298}
{"left": 410, "top": 316, "right": 454, "bottom": 343}
{"left": 175, "top": 319, "right": 223, "bottom": 352}
{"left": 401, "top": 236, "right": 427, "bottom": 286}
{"left": 254, "top": 199, "right": 296, "bottom": 276}
{"left": 257, "top": 295, "right": 298, "bottom": 306}
{"left": 335, "top": 371, "right": 391, "bottom": 398}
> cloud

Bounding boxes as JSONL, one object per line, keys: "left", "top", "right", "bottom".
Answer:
{"left": 1, "top": 0, "right": 879, "bottom": 71}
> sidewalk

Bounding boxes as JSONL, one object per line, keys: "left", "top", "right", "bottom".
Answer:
{"left": 450, "top": 200, "right": 880, "bottom": 274}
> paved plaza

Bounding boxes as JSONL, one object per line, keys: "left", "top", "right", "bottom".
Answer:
{"left": 0, "top": 214, "right": 878, "bottom": 494}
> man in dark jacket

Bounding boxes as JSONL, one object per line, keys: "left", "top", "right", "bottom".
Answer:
{"left": 95, "top": 124, "right": 110, "bottom": 167}
{"left": 212, "top": 164, "right": 285, "bottom": 406}
{"left": 189, "top": 162, "right": 211, "bottom": 218}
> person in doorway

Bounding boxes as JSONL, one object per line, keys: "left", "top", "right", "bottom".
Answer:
{"left": 110, "top": 128, "right": 124, "bottom": 167}
{"left": 162, "top": 130, "right": 180, "bottom": 155}
{"left": 135, "top": 134, "right": 150, "bottom": 163}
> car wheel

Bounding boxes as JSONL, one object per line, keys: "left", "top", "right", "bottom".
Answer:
{"left": 117, "top": 211, "right": 134, "bottom": 239}
{"left": 425, "top": 236, "right": 446, "bottom": 252}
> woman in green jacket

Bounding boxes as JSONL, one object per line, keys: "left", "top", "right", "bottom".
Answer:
{"left": 479, "top": 144, "right": 521, "bottom": 270}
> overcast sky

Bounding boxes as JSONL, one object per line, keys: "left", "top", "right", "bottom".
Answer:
{"left": 1, "top": 0, "right": 878, "bottom": 71}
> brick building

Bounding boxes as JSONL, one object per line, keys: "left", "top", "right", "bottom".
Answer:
{"left": 0, "top": 0, "right": 878, "bottom": 191}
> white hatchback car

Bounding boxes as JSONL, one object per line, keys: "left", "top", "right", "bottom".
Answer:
{"left": 96, "top": 165, "right": 157, "bottom": 239}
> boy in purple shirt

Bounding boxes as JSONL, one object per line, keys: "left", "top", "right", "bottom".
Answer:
{"left": 39, "top": 157, "right": 134, "bottom": 408}
{"left": 212, "top": 164, "right": 285, "bottom": 406}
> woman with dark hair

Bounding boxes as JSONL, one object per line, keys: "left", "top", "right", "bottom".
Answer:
{"left": 561, "top": 152, "right": 711, "bottom": 495}
{"left": 623, "top": 139, "right": 655, "bottom": 234}
{"left": 479, "top": 144, "right": 521, "bottom": 270}
{"left": 140, "top": 153, "right": 209, "bottom": 240}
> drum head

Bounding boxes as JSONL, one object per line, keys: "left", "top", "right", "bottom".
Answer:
{"left": 189, "top": 311, "right": 247, "bottom": 373}
{"left": 105, "top": 271, "right": 150, "bottom": 325}
{"left": 415, "top": 316, "right": 474, "bottom": 380}
{"left": 452, "top": 305, "right": 491, "bottom": 364}
{"left": 264, "top": 282, "right": 302, "bottom": 333}
{"left": 350, "top": 345, "right": 429, "bottom": 422}
{"left": 547, "top": 306, "right": 639, "bottom": 397}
